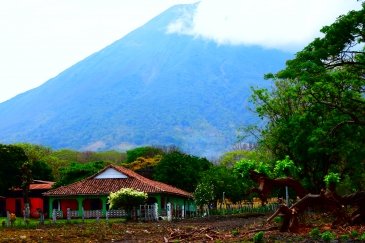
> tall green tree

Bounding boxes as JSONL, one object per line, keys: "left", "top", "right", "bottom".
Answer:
{"left": 31, "top": 160, "right": 54, "bottom": 181}
{"left": 273, "top": 156, "right": 298, "bottom": 178}
{"left": 153, "top": 151, "right": 211, "bottom": 192}
{"left": 125, "top": 146, "right": 164, "bottom": 163}
{"left": 251, "top": 3, "right": 365, "bottom": 191}
{"left": 53, "top": 161, "right": 106, "bottom": 187}
{"left": 233, "top": 159, "right": 271, "bottom": 195}
{"left": 0, "top": 144, "right": 28, "bottom": 195}
{"left": 15, "top": 143, "right": 54, "bottom": 181}
{"left": 194, "top": 166, "right": 244, "bottom": 207}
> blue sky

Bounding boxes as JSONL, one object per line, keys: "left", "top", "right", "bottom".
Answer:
{"left": 0, "top": 0, "right": 361, "bottom": 103}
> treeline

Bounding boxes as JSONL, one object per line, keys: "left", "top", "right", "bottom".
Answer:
{"left": 0, "top": 143, "right": 125, "bottom": 194}
{"left": 1, "top": 139, "right": 364, "bottom": 209}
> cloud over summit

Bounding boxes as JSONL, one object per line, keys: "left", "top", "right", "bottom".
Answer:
{"left": 168, "top": 0, "right": 362, "bottom": 51}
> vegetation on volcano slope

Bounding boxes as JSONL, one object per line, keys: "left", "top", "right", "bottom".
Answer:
{"left": 247, "top": 1, "right": 365, "bottom": 193}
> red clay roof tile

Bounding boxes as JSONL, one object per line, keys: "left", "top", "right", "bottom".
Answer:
{"left": 44, "top": 165, "right": 192, "bottom": 198}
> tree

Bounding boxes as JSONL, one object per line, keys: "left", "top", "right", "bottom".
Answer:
{"left": 274, "top": 156, "right": 298, "bottom": 178}
{"left": 153, "top": 151, "right": 211, "bottom": 192}
{"left": 323, "top": 172, "right": 340, "bottom": 191}
{"left": 233, "top": 160, "right": 271, "bottom": 184}
{"left": 274, "top": 156, "right": 299, "bottom": 205}
{"left": 0, "top": 144, "right": 28, "bottom": 195}
{"left": 15, "top": 143, "right": 54, "bottom": 181}
{"left": 9, "top": 144, "right": 55, "bottom": 209}
{"left": 219, "top": 150, "right": 256, "bottom": 168}
{"left": 193, "top": 182, "right": 215, "bottom": 208}
{"left": 233, "top": 159, "right": 272, "bottom": 200}
{"left": 122, "top": 155, "right": 162, "bottom": 179}
{"left": 31, "top": 160, "right": 54, "bottom": 181}
{"left": 125, "top": 146, "right": 164, "bottom": 163}
{"left": 53, "top": 161, "right": 106, "bottom": 187}
{"left": 250, "top": 4, "right": 365, "bottom": 192}
{"left": 194, "top": 166, "right": 244, "bottom": 208}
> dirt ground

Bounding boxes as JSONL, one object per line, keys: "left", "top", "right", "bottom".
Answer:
{"left": 1, "top": 213, "right": 365, "bottom": 242}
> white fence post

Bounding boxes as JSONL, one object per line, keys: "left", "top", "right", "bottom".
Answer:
{"left": 39, "top": 209, "right": 45, "bottom": 224}
{"left": 167, "top": 202, "right": 172, "bottom": 222}
{"left": 6, "top": 211, "right": 10, "bottom": 227}
{"left": 67, "top": 208, "right": 71, "bottom": 221}
{"left": 81, "top": 207, "right": 85, "bottom": 222}
{"left": 52, "top": 209, "right": 56, "bottom": 223}
{"left": 154, "top": 203, "right": 158, "bottom": 221}
{"left": 181, "top": 205, "right": 185, "bottom": 219}
{"left": 24, "top": 203, "right": 30, "bottom": 219}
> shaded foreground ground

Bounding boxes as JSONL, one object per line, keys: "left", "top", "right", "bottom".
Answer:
{"left": 1, "top": 213, "right": 365, "bottom": 242}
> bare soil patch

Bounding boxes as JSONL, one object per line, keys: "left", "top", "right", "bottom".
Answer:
{"left": 1, "top": 213, "right": 364, "bottom": 242}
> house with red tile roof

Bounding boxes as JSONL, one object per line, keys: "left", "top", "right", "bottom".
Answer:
{"left": 44, "top": 164, "right": 195, "bottom": 218}
{"left": 5, "top": 180, "right": 54, "bottom": 218}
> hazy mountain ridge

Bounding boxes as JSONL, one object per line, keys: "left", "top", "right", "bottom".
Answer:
{"left": 0, "top": 4, "right": 292, "bottom": 157}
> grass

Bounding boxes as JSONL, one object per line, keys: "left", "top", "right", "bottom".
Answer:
{"left": 0, "top": 216, "right": 127, "bottom": 229}
{"left": 210, "top": 204, "right": 278, "bottom": 216}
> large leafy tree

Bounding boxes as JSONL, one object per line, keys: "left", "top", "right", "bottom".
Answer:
{"left": 219, "top": 147, "right": 272, "bottom": 168}
{"left": 122, "top": 155, "right": 162, "bottom": 179}
{"left": 15, "top": 143, "right": 54, "bottom": 181}
{"left": 153, "top": 151, "right": 211, "bottom": 192}
{"left": 233, "top": 159, "right": 271, "bottom": 194}
{"left": 125, "top": 146, "right": 164, "bottom": 163}
{"left": 53, "top": 161, "right": 106, "bottom": 187}
{"left": 0, "top": 144, "right": 28, "bottom": 195}
{"left": 251, "top": 3, "right": 365, "bottom": 191}
{"left": 194, "top": 166, "right": 244, "bottom": 207}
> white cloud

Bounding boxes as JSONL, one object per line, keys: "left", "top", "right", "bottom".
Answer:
{"left": 169, "top": 0, "right": 362, "bottom": 51}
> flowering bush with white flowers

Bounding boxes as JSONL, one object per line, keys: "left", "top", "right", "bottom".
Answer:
{"left": 108, "top": 188, "right": 148, "bottom": 210}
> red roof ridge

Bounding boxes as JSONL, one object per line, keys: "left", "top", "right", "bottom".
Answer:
{"left": 32, "top": 180, "right": 54, "bottom": 184}
{"left": 111, "top": 165, "right": 192, "bottom": 197}
{"left": 44, "top": 164, "right": 192, "bottom": 198}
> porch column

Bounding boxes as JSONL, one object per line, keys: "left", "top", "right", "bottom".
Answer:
{"left": 48, "top": 197, "right": 54, "bottom": 219}
{"left": 77, "top": 197, "right": 83, "bottom": 216}
{"left": 101, "top": 196, "right": 107, "bottom": 216}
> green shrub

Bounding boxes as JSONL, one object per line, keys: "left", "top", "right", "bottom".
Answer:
{"left": 253, "top": 231, "right": 264, "bottom": 243}
{"left": 231, "top": 229, "right": 239, "bottom": 236}
{"left": 359, "top": 233, "right": 365, "bottom": 241}
{"left": 340, "top": 234, "right": 349, "bottom": 240}
{"left": 320, "top": 231, "right": 335, "bottom": 242}
{"left": 323, "top": 172, "right": 340, "bottom": 189}
{"left": 351, "top": 229, "right": 359, "bottom": 238}
{"left": 273, "top": 216, "right": 282, "bottom": 223}
{"left": 309, "top": 227, "right": 320, "bottom": 239}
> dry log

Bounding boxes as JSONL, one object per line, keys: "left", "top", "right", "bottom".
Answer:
{"left": 339, "top": 191, "right": 365, "bottom": 225}
{"left": 267, "top": 191, "right": 350, "bottom": 232}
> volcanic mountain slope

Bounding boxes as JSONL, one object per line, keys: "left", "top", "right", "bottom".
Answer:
{"left": 0, "top": 4, "right": 292, "bottom": 157}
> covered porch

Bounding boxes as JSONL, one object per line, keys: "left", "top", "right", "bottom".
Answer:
{"left": 47, "top": 194, "right": 195, "bottom": 219}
